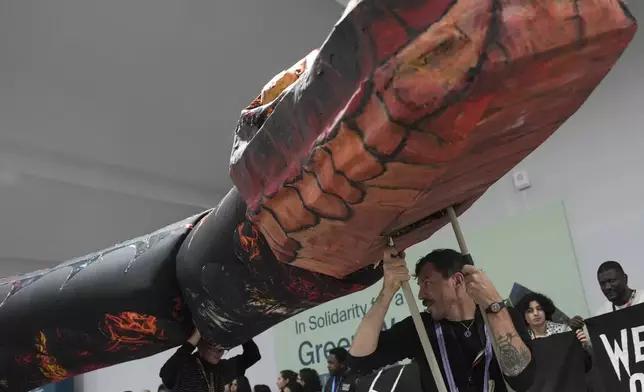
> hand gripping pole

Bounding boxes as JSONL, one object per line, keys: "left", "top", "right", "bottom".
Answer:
{"left": 445, "top": 207, "right": 513, "bottom": 392}
{"left": 387, "top": 237, "right": 448, "bottom": 392}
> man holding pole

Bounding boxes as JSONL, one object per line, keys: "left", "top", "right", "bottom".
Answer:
{"left": 347, "top": 248, "right": 535, "bottom": 392}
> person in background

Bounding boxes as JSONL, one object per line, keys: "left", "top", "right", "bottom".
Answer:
{"left": 324, "top": 348, "right": 348, "bottom": 392}
{"left": 347, "top": 248, "right": 534, "bottom": 392}
{"left": 231, "top": 376, "right": 252, "bottom": 392}
{"left": 276, "top": 370, "right": 298, "bottom": 391}
{"left": 298, "top": 368, "right": 322, "bottom": 392}
{"left": 570, "top": 260, "right": 644, "bottom": 341}
{"left": 594, "top": 261, "right": 643, "bottom": 315}
{"left": 159, "top": 328, "right": 261, "bottom": 392}
{"left": 516, "top": 293, "right": 572, "bottom": 339}
{"left": 253, "top": 385, "right": 272, "bottom": 392}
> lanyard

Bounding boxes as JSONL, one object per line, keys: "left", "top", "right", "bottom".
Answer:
{"left": 196, "top": 358, "right": 215, "bottom": 392}
{"left": 435, "top": 322, "right": 493, "bottom": 392}
{"left": 331, "top": 377, "right": 340, "bottom": 392}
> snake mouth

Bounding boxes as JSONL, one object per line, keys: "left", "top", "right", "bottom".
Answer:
{"left": 384, "top": 200, "right": 470, "bottom": 241}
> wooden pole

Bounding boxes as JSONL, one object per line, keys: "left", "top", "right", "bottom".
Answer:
{"left": 446, "top": 207, "right": 513, "bottom": 392}
{"left": 388, "top": 238, "right": 448, "bottom": 392}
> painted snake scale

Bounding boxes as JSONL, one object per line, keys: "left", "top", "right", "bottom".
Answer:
{"left": 0, "top": 0, "right": 636, "bottom": 390}
{"left": 231, "top": 0, "right": 637, "bottom": 278}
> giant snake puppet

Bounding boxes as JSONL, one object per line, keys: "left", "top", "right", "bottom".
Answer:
{"left": 0, "top": 0, "right": 637, "bottom": 390}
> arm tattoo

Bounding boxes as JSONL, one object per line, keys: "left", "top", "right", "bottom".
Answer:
{"left": 495, "top": 332, "right": 532, "bottom": 376}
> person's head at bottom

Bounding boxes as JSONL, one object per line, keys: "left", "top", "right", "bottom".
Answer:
{"left": 326, "top": 347, "right": 348, "bottom": 377}
{"left": 277, "top": 370, "right": 298, "bottom": 391}
{"left": 516, "top": 292, "right": 556, "bottom": 335}
{"left": 157, "top": 385, "right": 168, "bottom": 392}
{"left": 298, "top": 368, "right": 322, "bottom": 391}
{"left": 231, "top": 376, "right": 252, "bottom": 392}
{"left": 197, "top": 340, "right": 226, "bottom": 364}
{"left": 253, "top": 385, "right": 272, "bottom": 392}
{"left": 414, "top": 249, "right": 475, "bottom": 320}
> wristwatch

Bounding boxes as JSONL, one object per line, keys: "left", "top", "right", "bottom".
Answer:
{"left": 486, "top": 301, "right": 507, "bottom": 314}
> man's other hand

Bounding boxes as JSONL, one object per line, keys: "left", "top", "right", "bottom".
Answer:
{"left": 187, "top": 328, "right": 201, "bottom": 346}
{"left": 569, "top": 315, "right": 585, "bottom": 330}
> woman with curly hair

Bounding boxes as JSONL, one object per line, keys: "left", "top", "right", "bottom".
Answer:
{"left": 516, "top": 292, "right": 572, "bottom": 339}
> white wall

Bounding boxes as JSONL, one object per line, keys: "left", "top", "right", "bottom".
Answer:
{"left": 0, "top": 174, "right": 202, "bottom": 264}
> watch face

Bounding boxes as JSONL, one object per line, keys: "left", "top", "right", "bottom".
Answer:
{"left": 491, "top": 303, "right": 501, "bottom": 312}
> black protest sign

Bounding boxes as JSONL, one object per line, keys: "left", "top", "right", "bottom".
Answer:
{"left": 586, "top": 303, "right": 644, "bottom": 391}
{"left": 528, "top": 332, "right": 591, "bottom": 392}
{"left": 355, "top": 362, "right": 423, "bottom": 392}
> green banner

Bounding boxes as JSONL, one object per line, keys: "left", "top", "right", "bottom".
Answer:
{"left": 274, "top": 202, "right": 588, "bottom": 376}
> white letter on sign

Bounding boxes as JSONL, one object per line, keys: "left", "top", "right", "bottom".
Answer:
{"left": 633, "top": 326, "right": 644, "bottom": 363}
{"left": 601, "top": 329, "right": 631, "bottom": 381}
{"left": 629, "top": 373, "right": 644, "bottom": 392}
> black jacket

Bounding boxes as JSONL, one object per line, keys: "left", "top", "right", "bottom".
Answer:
{"left": 159, "top": 340, "right": 261, "bottom": 391}
{"left": 346, "top": 309, "right": 535, "bottom": 392}
{"left": 324, "top": 374, "right": 355, "bottom": 392}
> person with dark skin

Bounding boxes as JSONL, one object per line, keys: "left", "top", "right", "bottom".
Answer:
{"left": 347, "top": 248, "right": 535, "bottom": 392}
{"left": 570, "top": 261, "right": 642, "bottom": 342}
{"left": 323, "top": 348, "right": 348, "bottom": 392}
{"left": 160, "top": 328, "right": 261, "bottom": 392}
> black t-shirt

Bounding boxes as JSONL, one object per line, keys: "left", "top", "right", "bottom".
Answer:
{"left": 442, "top": 319, "right": 484, "bottom": 390}
{"left": 346, "top": 308, "right": 535, "bottom": 392}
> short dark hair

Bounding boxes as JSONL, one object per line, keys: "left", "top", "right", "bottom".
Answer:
{"left": 328, "top": 347, "right": 348, "bottom": 363}
{"left": 414, "top": 249, "right": 472, "bottom": 278}
{"left": 253, "top": 385, "right": 272, "bottom": 392}
{"left": 516, "top": 292, "right": 556, "bottom": 321}
{"left": 598, "top": 260, "right": 624, "bottom": 275}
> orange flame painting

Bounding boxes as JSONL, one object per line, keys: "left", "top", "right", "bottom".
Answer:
{"left": 237, "top": 223, "right": 261, "bottom": 261}
{"left": 103, "top": 312, "right": 165, "bottom": 352}
{"left": 35, "top": 331, "right": 71, "bottom": 381}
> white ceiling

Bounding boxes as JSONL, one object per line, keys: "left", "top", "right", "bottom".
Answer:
{"left": 0, "top": 0, "right": 344, "bottom": 269}
{"left": 0, "top": 0, "right": 344, "bottom": 200}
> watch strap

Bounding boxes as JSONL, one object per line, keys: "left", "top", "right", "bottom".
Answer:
{"left": 485, "top": 301, "right": 507, "bottom": 314}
